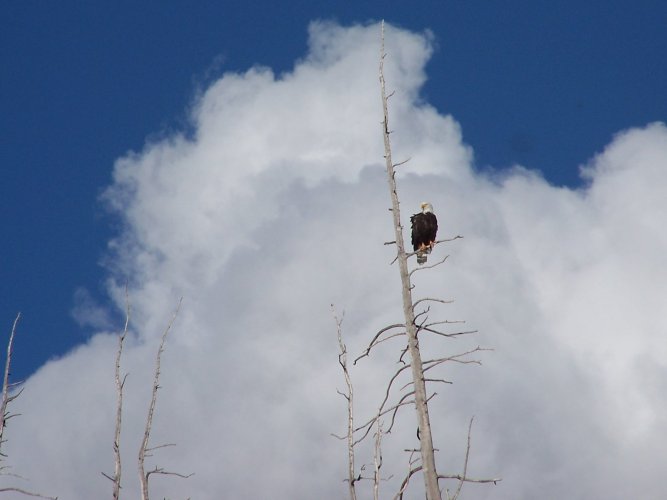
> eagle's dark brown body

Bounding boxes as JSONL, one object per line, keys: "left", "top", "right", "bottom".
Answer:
{"left": 411, "top": 204, "right": 438, "bottom": 265}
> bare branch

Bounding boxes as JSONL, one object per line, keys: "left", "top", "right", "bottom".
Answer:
{"left": 450, "top": 417, "right": 473, "bottom": 500}
{"left": 398, "top": 345, "right": 409, "bottom": 365}
{"left": 435, "top": 235, "right": 463, "bottom": 244}
{"left": 0, "top": 487, "right": 58, "bottom": 499}
{"left": 439, "top": 473, "right": 501, "bottom": 484}
{"left": 385, "top": 391, "right": 415, "bottom": 434}
{"left": 393, "top": 465, "right": 421, "bottom": 500}
{"left": 374, "top": 363, "right": 412, "bottom": 422}
{"left": 413, "top": 307, "right": 431, "bottom": 324}
{"left": 418, "top": 328, "right": 478, "bottom": 339}
{"left": 395, "top": 463, "right": 501, "bottom": 500}
{"left": 392, "top": 157, "right": 411, "bottom": 168}
{"left": 404, "top": 236, "right": 462, "bottom": 262}
{"left": 355, "top": 382, "right": 438, "bottom": 447}
{"left": 414, "top": 313, "right": 475, "bottom": 341}
{"left": 145, "top": 467, "right": 193, "bottom": 480}
{"left": 353, "top": 396, "right": 413, "bottom": 447}
{"left": 424, "top": 378, "right": 453, "bottom": 386}
{"left": 401, "top": 377, "right": 452, "bottom": 391}
{"left": 145, "top": 443, "right": 176, "bottom": 453}
{"left": 354, "top": 323, "right": 406, "bottom": 365}
{"left": 422, "top": 347, "right": 491, "bottom": 374}
{"left": 424, "top": 319, "right": 465, "bottom": 327}
{"left": 412, "top": 298, "right": 454, "bottom": 310}
{"left": 0, "top": 469, "right": 25, "bottom": 479}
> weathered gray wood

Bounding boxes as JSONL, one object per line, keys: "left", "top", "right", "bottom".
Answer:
{"left": 378, "top": 20, "right": 442, "bottom": 500}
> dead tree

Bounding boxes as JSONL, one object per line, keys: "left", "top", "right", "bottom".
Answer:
{"left": 378, "top": 21, "right": 441, "bottom": 500}
{"left": 0, "top": 314, "right": 58, "bottom": 500}
{"left": 333, "top": 21, "right": 499, "bottom": 499}
{"left": 102, "top": 292, "right": 130, "bottom": 498}
{"left": 331, "top": 307, "right": 358, "bottom": 500}
{"left": 0, "top": 314, "right": 23, "bottom": 458}
{"left": 103, "top": 296, "right": 192, "bottom": 499}
{"left": 137, "top": 298, "right": 192, "bottom": 500}
{"left": 358, "top": 20, "right": 499, "bottom": 499}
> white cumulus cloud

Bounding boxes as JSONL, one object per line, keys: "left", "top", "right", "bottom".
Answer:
{"left": 5, "top": 21, "right": 667, "bottom": 500}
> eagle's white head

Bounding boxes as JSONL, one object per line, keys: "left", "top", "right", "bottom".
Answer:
{"left": 420, "top": 202, "right": 434, "bottom": 214}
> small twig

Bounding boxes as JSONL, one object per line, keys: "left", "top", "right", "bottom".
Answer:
{"left": 398, "top": 345, "right": 409, "bottom": 365}
{"left": 392, "top": 157, "right": 411, "bottom": 168}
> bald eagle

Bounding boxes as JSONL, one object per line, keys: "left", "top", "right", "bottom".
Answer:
{"left": 411, "top": 202, "right": 438, "bottom": 265}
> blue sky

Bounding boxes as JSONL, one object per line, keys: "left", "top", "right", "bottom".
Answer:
{"left": 3, "top": 2, "right": 666, "bottom": 378}
{"left": 2, "top": 4, "right": 667, "bottom": 498}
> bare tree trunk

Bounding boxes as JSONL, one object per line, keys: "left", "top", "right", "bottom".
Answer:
{"left": 111, "top": 295, "right": 130, "bottom": 499}
{"left": 0, "top": 314, "right": 22, "bottom": 454}
{"left": 1, "top": 315, "right": 58, "bottom": 500}
{"left": 373, "top": 421, "right": 383, "bottom": 500}
{"left": 379, "top": 20, "right": 441, "bottom": 500}
{"left": 332, "top": 308, "right": 358, "bottom": 500}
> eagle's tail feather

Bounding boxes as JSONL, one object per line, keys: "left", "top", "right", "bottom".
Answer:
{"left": 416, "top": 243, "right": 433, "bottom": 265}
